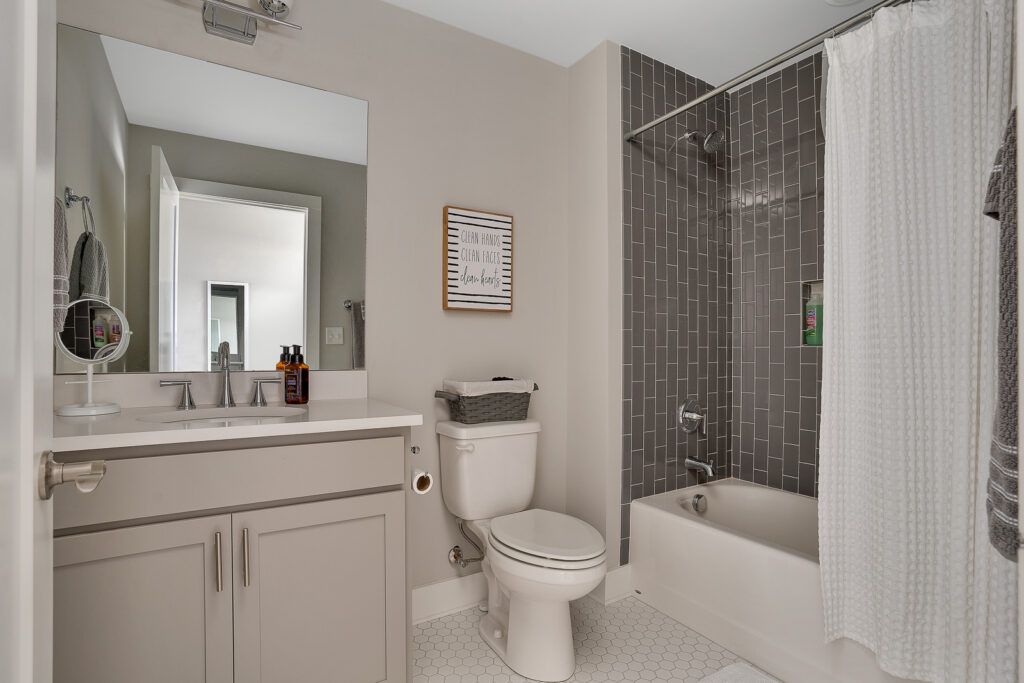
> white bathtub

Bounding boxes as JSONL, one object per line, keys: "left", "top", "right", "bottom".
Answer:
{"left": 630, "top": 479, "right": 911, "bottom": 683}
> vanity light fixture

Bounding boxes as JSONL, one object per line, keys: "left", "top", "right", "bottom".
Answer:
{"left": 202, "top": 0, "right": 301, "bottom": 46}
{"left": 259, "top": 0, "right": 290, "bottom": 20}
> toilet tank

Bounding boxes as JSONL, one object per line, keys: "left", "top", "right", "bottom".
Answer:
{"left": 436, "top": 420, "right": 541, "bottom": 521}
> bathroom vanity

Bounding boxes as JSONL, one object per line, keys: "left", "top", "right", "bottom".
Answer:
{"left": 44, "top": 17, "right": 421, "bottom": 682}
{"left": 51, "top": 399, "right": 421, "bottom": 683}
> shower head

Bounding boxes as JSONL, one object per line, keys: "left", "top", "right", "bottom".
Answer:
{"left": 702, "top": 130, "right": 727, "bottom": 154}
{"left": 667, "top": 129, "right": 726, "bottom": 155}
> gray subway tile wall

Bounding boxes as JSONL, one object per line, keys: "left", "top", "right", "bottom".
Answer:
{"left": 620, "top": 47, "right": 732, "bottom": 564}
{"left": 620, "top": 49, "right": 825, "bottom": 564}
{"left": 728, "top": 54, "right": 824, "bottom": 497}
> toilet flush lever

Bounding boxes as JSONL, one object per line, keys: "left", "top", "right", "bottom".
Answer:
{"left": 454, "top": 443, "right": 475, "bottom": 453}
{"left": 38, "top": 451, "right": 106, "bottom": 500}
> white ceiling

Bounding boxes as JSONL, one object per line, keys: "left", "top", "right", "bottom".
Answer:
{"left": 100, "top": 36, "right": 368, "bottom": 165}
{"left": 378, "top": 0, "right": 875, "bottom": 85}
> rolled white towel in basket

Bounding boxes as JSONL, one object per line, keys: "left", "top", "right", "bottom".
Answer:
{"left": 442, "top": 379, "right": 536, "bottom": 396}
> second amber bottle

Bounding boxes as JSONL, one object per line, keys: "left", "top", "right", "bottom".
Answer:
{"left": 284, "top": 344, "right": 309, "bottom": 404}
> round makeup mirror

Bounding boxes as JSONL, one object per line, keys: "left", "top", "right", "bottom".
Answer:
{"left": 55, "top": 297, "right": 131, "bottom": 416}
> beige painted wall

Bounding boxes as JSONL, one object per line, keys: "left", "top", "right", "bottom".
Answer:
{"left": 57, "top": 0, "right": 572, "bottom": 588}
{"left": 566, "top": 42, "right": 624, "bottom": 571}
{"left": 121, "top": 125, "right": 366, "bottom": 372}
{"left": 55, "top": 24, "right": 127, "bottom": 373}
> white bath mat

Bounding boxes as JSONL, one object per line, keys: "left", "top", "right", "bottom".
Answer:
{"left": 701, "top": 662, "right": 781, "bottom": 682}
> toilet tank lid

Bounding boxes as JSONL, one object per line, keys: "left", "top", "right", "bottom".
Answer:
{"left": 436, "top": 420, "right": 542, "bottom": 439}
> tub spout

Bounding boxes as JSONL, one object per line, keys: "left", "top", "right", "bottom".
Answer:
{"left": 684, "top": 457, "right": 715, "bottom": 479}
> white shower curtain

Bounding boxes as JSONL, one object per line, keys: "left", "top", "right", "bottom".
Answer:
{"left": 818, "top": 1, "right": 1016, "bottom": 681}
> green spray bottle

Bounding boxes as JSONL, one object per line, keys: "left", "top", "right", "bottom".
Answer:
{"left": 804, "top": 284, "right": 823, "bottom": 346}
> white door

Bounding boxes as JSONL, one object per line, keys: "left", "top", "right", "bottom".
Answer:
{"left": 0, "top": 0, "right": 56, "bottom": 681}
{"left": 149, "top": 145, "right": 179, "bottom": 372}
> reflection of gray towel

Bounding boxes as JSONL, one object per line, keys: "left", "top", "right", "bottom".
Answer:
{"left": 983, "top": 108, "right": 1018, "bottom": 562}
{"left": 351, "top": 300, "right": 366, "bottom": 370}
{"left": 68, "top": 200, "right": 109, "bottom": 302}
{"left": 53, "top": 197, "right": 70, "bottom": 332}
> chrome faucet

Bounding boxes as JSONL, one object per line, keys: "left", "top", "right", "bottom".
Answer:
{"left": 684, "top": 457, "right": 715, "bottom": 480}
{"left": 217, "top": 341, "right": 236, "bottom": 408}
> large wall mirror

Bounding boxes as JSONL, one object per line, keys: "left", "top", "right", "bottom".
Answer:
{"left": 55, "top": 24, "right": 368, "bottom": 373}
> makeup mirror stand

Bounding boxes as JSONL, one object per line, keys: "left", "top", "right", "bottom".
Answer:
{"left": 55, "top": 297, "right": 132, "bottom": 417}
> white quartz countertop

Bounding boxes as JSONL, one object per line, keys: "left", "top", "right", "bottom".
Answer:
{"left": 53, "top": 398, "right": 423, "bottom": 452}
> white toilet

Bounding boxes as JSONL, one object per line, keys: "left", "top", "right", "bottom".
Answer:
{"left": 436, "top": 420, "right": 606, "bottom": 682}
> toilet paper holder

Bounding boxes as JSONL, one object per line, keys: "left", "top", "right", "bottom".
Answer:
{"left": 411, "top": 469, "right": 433, "bottom": 495}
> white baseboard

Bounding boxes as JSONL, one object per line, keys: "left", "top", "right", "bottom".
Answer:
{"left": 411, "top": 572, "right": 488, "bottom": 625}
{"left": 587, "top": 564, "right": 633, "bottom": 605}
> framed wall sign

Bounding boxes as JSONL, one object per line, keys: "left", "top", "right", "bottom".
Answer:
{"left": 442, "top": 205, "right": 513, "bottom": 312}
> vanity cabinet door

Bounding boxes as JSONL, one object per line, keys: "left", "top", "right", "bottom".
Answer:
{"left": 53, "top": 515, "right": 233, "bottom": 683}
{"left": 232, "top": 491, "right": 406, "bottom": 683}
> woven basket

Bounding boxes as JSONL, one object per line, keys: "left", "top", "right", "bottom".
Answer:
{"left": 434, "top": 383, "right": 539, "bottom": 424}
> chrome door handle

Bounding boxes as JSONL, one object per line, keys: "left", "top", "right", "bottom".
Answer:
{"left": 38, "top": 451, "right": 106, "bottom": 500}
{"left": 242, "top": 528, "right": 251, "bottom": 587}
{"left": 215, "top": 532, "right": 224, "bottom": 593}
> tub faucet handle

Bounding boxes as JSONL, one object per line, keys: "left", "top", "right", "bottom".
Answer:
{"left": 678, "top": 399, "right": 706, "bottom": 436}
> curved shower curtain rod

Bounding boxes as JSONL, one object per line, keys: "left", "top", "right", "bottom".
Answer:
{"left": 624, "top": 0, "right": 909, "bottom": 142}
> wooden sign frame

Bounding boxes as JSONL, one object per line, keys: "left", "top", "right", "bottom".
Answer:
{"left": 442, "top": 205, "right": 514, "bottom": 312}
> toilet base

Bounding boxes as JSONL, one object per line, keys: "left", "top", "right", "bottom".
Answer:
{"left": 478, "top": 600, "right": 576, "bottom": 683}
{"left": 475, "top": 556, "right": 578, "bottom": 682}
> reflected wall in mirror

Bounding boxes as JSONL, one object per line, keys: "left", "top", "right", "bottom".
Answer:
{"left": 55, "top": 24, "right": 368, "bottom": 373}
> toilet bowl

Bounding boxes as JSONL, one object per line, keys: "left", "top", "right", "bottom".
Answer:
{"left": 466, "top": 510, "right": 606, "bottom": 682}
{"left": 436, "top": 420, "right": 606, "bottom": 682}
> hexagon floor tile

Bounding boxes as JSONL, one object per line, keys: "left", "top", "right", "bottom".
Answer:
{"left": 412, "top": 596, "right": 745, "bottom": 683}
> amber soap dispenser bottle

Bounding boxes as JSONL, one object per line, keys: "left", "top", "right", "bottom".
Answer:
{"left": 284, "top": 344, "right": 309, "bottom": 405}
{"left": 276, "top": 345, "right": 290, "bottom": 371}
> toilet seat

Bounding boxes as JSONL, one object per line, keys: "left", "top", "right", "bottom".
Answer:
{"left": 488, "top": 509, "right": 605, "bottom": 568}
{"left": 488, "top": 533, "right": 606, "bottom": 570}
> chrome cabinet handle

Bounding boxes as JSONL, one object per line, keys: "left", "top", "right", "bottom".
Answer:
{"left": 38, "top": 451, "right": 106, "bottom": 500}
{"left": 242, "top": 528, "right": 251, "bottom": 587}
{"left": 215, "top": 532, "right": 223, "bottom": 593}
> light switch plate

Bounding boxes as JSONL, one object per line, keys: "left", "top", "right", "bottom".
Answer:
{"left": 325, "top": 327, "right": 344, "bottom": 345}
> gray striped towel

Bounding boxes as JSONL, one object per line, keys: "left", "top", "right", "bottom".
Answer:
{"left": 53, "top": 197, "right": 70, "bottom": 332}
{"left": 351, "top": 300, "right": 366, "bottom": 370}
{"left": 982, "top": 108, "right": 1018, "bottom": 562}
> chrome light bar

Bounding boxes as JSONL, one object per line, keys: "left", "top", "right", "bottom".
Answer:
{"left": 202, "top": 0, "right": 301, "bottom": 45}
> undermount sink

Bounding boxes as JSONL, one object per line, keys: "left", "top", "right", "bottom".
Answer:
{"left": 137, "top": 406, "right": 307, "bottom": 427}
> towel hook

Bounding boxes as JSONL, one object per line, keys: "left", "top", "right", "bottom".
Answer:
{"left": 63, "top": 186, "right": 96, "bottom": 234}
{"left": 63, "top": 186, "right": 88, "bottom": 208}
